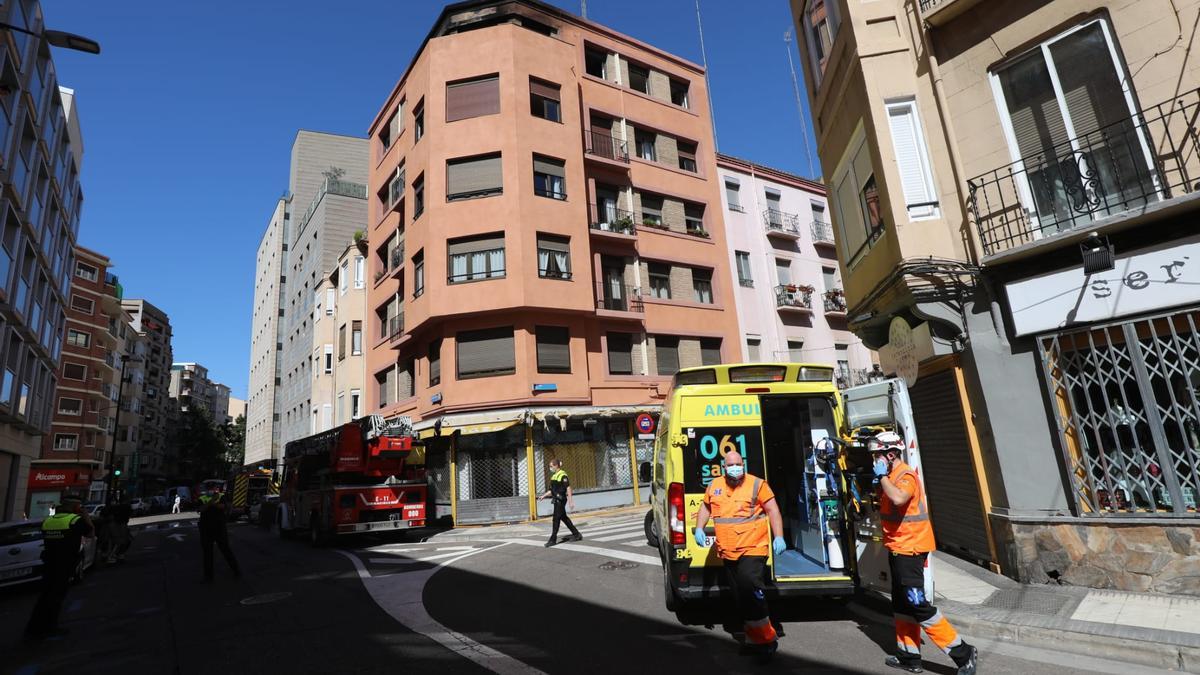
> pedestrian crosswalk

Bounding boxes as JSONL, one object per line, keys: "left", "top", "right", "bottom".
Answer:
{"left": 551, "top": 514, "right": 653, "bottom": 549}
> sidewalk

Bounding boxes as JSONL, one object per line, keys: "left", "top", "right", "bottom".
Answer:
{"left": 927, "top": 552, "right": 1200, "bottom": 672}
{"left": 425, "top": 504, "right": 646, "bottom": 543}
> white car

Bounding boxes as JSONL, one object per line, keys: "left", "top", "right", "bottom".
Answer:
{"left": 129, "top": 498, "right": 150, "bottom": 516}
{"left": 0, "top": 519, "right": 97, "bottom": 588}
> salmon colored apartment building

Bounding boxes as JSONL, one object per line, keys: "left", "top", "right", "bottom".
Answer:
{"left": 365, "top": 0, "right": 739, "bottom": 524}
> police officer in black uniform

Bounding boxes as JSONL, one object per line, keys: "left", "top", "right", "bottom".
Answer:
{"left": 198, "top": 488, "right": 241, "bottom": 581}
{"left": 25, "top": 496, "right": 94, "bottom": 639}
{"left": 538, "top": 458, "right": 582, "bottom": 547}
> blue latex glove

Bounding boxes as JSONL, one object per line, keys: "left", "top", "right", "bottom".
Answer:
{"left": 694, "top": 527, "right": 707, "bottom": 547}
{"left": 873, "top": 458, "right": 889, "bottom": 478}
{"left": 772, "top": 536, "right": 786, "bottom": 556}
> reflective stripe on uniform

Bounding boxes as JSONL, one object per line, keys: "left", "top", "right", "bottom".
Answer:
{"left": 749, "top": 478, "right": 761, "bottom": 511}
{"left": 712, "top": 514, "right": 768, "bottom": 524}
{"left": 744, "top": 616, "right": 778, "bottom": 645}
{"left": 42, "top": 513, "right": 79, "bottom": 531}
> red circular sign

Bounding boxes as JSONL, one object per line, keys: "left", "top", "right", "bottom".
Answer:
{"left": 636, "top": 414, "right": 656, "bottom": 434}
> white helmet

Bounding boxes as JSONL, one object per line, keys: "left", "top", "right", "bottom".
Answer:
{"left": 868, "top": 430, "right": 904, "bottom": 454}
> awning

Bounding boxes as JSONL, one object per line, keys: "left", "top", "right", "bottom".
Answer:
{"left": 531, "top": 405, "right": 662, "bottom": 421}
{"left": 414, "top": 408, "right": 529, "bottom": 439}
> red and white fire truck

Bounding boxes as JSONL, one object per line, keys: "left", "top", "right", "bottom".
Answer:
{"left": 277, "top": 415, "right": 426, "bottom": 545}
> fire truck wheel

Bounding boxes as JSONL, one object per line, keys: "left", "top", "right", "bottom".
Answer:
{"left": 309, "top": 513, "right": 327, "bottom": 547}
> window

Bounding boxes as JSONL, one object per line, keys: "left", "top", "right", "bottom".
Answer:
{"left": 831, "top": 128, "right": 883, "bottom": 265}
{"left": 63, "top": 363, "right": 85, "bottom": 381}
{"left": 648, "top": 263, "right": 671, "bottom": 299}
{"left": 351, "top": 321, "right": 362, "bottom": 355}
{"left": 747, "top": 338, "right": 762, "bottom": 362}
{"left": 641, "top": 195, "right": 663, "bottom": 228}
{"left": 692, "top": 269, "right": 713, "bottom": 304}
{"left": 428, "top": 338, "right": 441, "bottom": 386}
{"left": 53, "top": 433, "right": 77, "bottom": 451}
{"left": 380, "top": 106, "right": 402, "bottom": 151}
{"left": 456, "top": 327, "right": 515, "bottom": 379}
{"left": 536, "top": 326, "right": 571, "bottom": 374}
{"left": 339, "top": 324, "right": 347, "bottom": 360}
{"left": 324, "top": 345, "right": 333, "bottom": 373}
{"left": 530, "top": 78, "right": 561, "bottom": 122}
{"left": 670, "top": 79, "right": 690, "bottom": 108}
{"left": 446, "top": 74, "right": 500, "bottom": 122}
{"left": 339, "top": 261, "right": 349, "bottom": 295}
{"left": 376, "top": 368, "right": 394, "bottom": 408}
{"left": 655, "top": 336, "right": 680, "bottom": 376}
{"left": 413, "top": 100, "right": 424, "bottom": 142}
{"left": 350, "top": 389, "right": 361, "bottom": 419}
{"left": 585, "top": 48, "right": 608, "bottom": 79}
{"left": 685, "top": 203, "right": 705, "bottom": 234}
{"left": 635, "top": 129, "right": 657, "bottom": 161}
{"left": 70, "top": 294, "right": 93, "bottom": 314}
{"left": 628, "top": 64, "right": 650, "bottom": 94}
{"left": 75, "top": 262, "right": 97, "bottom": 282}
{"left": 413, "top": 250, "right": 425, "bottom": 297}
{"left": 325, "top": 288, "right": 335, "bottom": 316}
{"left": 886, "top": 100, "right": 938, "bottom": 219}
{"left": 725, "top": 178, "right": 742, "bottom": 211}
{"left": 353, "top": 256, "right": 365, "bottom": 288}
{"left": 336, "top": 393, "right": 345, "bottom": 425}
{"left": 775, "top": 259, "right": 792, "bottom": 286}
{"left": 787, "top": 340, "right": 805, "bottom": 362}
{"left": 823, "top": 266, "right": 838, "bottom": 292}
{"left": 813, "top": 202, "right": 827, "bottom": 225}
{"left": 700, "top": 339, "right": 722, "bottom": 366}
{"left": 735, "top": 251, "right": 753, "bottom": 286}
{"left": 836, "top": 344, "right": 850, "bottom": 384}
{"left": 58, "top": 397, "right": 82, "bottom": 415}
{"left": 413, "top": 174, "right": 425, "bottom": 219}
{"left": 533, "top": 155, "right": 566, "bottom": 199}
{"left": 66, "top": 329, "right": 89, "bottom": 348}
{"left": 607, "top": 333, "right": 633, "bottom": 375}
{"left": 678, "top": 142, "right": 698, "bottom": 172}
{"left": 447, "top": 153, "right": 502, "bottom": 200}
{"left": 804, "top": 0, "right": 841, "bottom": 86}
{"left": 448, "top": 234, "right": 505, "bottom": 282}
{"left": 537, "top": 234, "right": 571, "bottom": 279}
{"left": 322, "top": 404, "right": 332, "bottom": 430}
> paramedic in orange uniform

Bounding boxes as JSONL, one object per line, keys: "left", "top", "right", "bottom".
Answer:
{"left": 871, "top": 431, "right": 977, "bottom": 675}
{"left": 694, "top": 450, "right": 786, "bottom": 658}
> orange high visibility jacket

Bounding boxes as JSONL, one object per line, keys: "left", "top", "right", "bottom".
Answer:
{"left": 703, "top": 474, "right": 774, "bottom": 560}
{"left": 880, "top": 462, "right": 936, "bottom": 555}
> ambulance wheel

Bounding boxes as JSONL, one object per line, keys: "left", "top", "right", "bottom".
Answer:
{"left": 644, "top": 510, "right": 659, "bottom": 548}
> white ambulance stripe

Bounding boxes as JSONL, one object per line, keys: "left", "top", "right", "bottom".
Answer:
{"left": 593, "top": 530, "right": 649, "bottom": 543}
{"left": 505, "top": 537, "right": 660, "bottom": 565}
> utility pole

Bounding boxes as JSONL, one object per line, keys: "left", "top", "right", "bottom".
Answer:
{"left": 695, "top": 0, "right": 719, "bottom": 152}
{"left": 784, "top": 29, "right": 817, "bottom": 178}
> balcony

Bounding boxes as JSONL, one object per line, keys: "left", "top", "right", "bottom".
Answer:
{"left": 823, "top": 289, "right": 848, "bottom": 317}
{"left": 388, "top": 314, "right": 404, "bottom": 342}
{"left": 585, "top": 130, "right": 629, "bottom": 164}
{"left": 590, "top": 204, "right": 637, "bottom": 239}
{"left": 775, "top": 285, "right": 813, "bottom": 313}
{"left": 764, "top": 209, "right": 802, "bottom": 240}
{"left": 919, "top": 0, "right": 985, "bottom": 27}
{"left": 390, "top": 245, "right": 405, "bottom": 276}
{"left": 968, "top": 88, "right": 1200, "bottom": 259}
{"left": 811, "top": 220, "right": 836, "bottom": 249}
{"left": 595, "top": 282, "right": 644, "bottom": 318}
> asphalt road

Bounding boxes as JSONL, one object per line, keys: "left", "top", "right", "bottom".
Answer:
{"left": 0, "top": 514, "right": 1173, "bottom": 674}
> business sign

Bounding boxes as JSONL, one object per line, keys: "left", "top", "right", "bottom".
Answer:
{"left": 28, "top": 470, "right": 89, "bottom": 488}
{"left": 1006, "top": 234, "right": 1200, "bottom": 336}
{"left": 635, "top": 413, "right": 656, "bottom": 440}
{"left": 888, "top": 317, "right": 919, "bottom": 388}
{"left": 532, "top": 383, "right": 558, "bottom": 393}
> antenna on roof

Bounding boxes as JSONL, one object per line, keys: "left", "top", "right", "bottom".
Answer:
{"left": 784, "top": 29, "right": 816, "bottom": 178}
{"left": 695, "top": 0, "right": 719, "bottom": 153}
{"left": 580, "top": 0, "right": 586, "bottom": 18}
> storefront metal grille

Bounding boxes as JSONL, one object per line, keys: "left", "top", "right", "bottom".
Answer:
{"left": 1037, "top": 308, "right": 1200, "bottom": 516}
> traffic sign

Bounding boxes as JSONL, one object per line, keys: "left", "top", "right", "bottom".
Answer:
{"left": 636, "top": 414, "right": 656, "bottom": 436}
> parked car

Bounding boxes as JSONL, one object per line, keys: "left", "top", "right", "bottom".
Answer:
{"left": 0, "top": 519, "right": 97, "bottom": 588}
{"left": 129, "top": 498, "right": 149, "bottom": 516}
{"left": 84, "top": 502, "right": 105, "bottom": 518}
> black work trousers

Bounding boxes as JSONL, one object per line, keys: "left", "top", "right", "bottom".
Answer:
{"left": 548, "top": 499, "right": 580, "bottom": 542}
{"left": 200, "top": 526, "right": 240, "bottom": 579}
{"left": 25, "top": 563, "right": 73, "bottom": 636}
{"left": 723, "top": 555, "right": 771, "bottom": 623}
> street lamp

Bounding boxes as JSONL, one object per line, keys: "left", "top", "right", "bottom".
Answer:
{"left": 0, "top": 21, "right": 101, "bottom": 55}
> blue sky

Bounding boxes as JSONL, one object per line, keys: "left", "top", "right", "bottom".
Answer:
{"left": 51, "top": 0, "right": 818, "bottom": 399}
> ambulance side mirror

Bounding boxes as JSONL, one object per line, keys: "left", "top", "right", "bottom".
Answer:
{"left": 638, "top": 462, "right": 652, "bottom": 483}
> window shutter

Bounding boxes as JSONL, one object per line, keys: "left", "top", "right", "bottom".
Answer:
{"left": 447, "top": 154, "right": 502, "bottom": 197}
{"left": 429, "top": 339, "right": 441, "bottom": 384}
{"left": 446, "top": 75, "right": 500, "bottom": 122}
{"left": 529, "top": 78, "right": 560, "bottom": 101}
{"left": 536, "top": 326, "right": 571, "bottom": 373}
{"left": 700, "top": 338, "right": 721, "bottom": 366}
{"left": 448, "top": 233, "right": 504, "bottom": 256}
{"left": 536, "top": 234, "right": 570, "bottom": 252}
{"left": 641, "top": 196, "right": 663, "bottom": 218}
{"left": 533, "top": 156, "right": 565, "bottom": 177}
{"left": 456, "top": 327, "right": 515, "bottom": 378}
{"left": 607, "top": 333, "right": 633, "bottom": 374}
{"left": 656, "top": 336, "right": 680, "bottom": 376}
{"left": 725, "top": 179, "right": 740, "bottom": 208}
{"left": 678, "top": 142, "right": 696, "bottom": 164}
{"left": 887, "top": 101, "right": 936, "bottom": 218}
{"left": 747, "top": 339, "right": 761, "bottom": 362}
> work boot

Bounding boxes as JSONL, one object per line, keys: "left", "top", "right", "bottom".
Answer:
{"left": 884, "top": 655, "right": 923, "bottom": 673}
{"left": 954, "top": 645, "right": 978, "bottom": 675}
{"left": 544, "top": 539, "right": 556, "bottom": 548}
{"left": 753, "top": 640, "right": 778, "bottom": 664}
{"left": 569, "top": 533, "right": 583, "bottom": 542}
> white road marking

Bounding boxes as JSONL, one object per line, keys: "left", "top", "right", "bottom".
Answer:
{"left": 592, "top": 530, "right": 648, "bottom": 543}
{"left": 368, "top": 546, "right": 426, "bottom": 554}
{"left": 368, "top": 558, "right": 422, "bottom": 565}
{"left": 622, "top": 540, "right": 652, "bottom": 549}
{"left": 435, "top": 546, "right": 476, "bottom": 552}
{"left": 505, "top": 537, "right": 660, "bottom": 565}
{"left": 337, "top": 545, "right": 541, "bottom": 675}
{"left": 578, "top": 520, "right": 644, "bottom": 535}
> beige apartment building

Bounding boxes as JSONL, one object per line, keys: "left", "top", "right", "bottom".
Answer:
{"left": 793, "top": 0, "right": 1200, "bottom": 593}
{"left": 310, "top": 242, "right": 368, "bottom": 433}
{"left": 121, "top": 299, "right": 174, "bottom": 488}
{"left": 365, "top": 0, "right": 741, "bottom": 524}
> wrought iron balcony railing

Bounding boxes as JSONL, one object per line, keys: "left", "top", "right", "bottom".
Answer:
{"left": 390, "top": 246, "right": 404, "bottom": 270}
{"left": 968, "top": 88, "right": 1200, "bottom": 257}
{"left": 595, "top": 282, "right": 644, "bottom": 313}
{"left": 763, "top": 209, "right": 801, "bottom": 236}
{"left": 586, "top": 130, "right": 629, "bottom": 163}
{"left": 823, "top": 289, "right": 848, "bottom": 314}
{"left": 774, "top": 285, "right": 813, "bottom": 310}
{"left": 590, "top": 204, "right": 637, "bottom": 235}
{"left": 810, "top": 220, "right": 836, "bottom": 246}
{"left": 389, "top": 314, "right": 404, "bottom": 339}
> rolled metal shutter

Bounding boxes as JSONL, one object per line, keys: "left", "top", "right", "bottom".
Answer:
{"left": 908, "top": 368, "right": 993, "bottom": 564}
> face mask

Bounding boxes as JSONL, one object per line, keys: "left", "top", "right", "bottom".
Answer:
{"left": 725, "top": 464, "right": 745, "bottom": 480}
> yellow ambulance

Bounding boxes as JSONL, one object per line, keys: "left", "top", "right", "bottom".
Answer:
{"left": 640, "top": 362, "right": 921, "bottom": 623}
